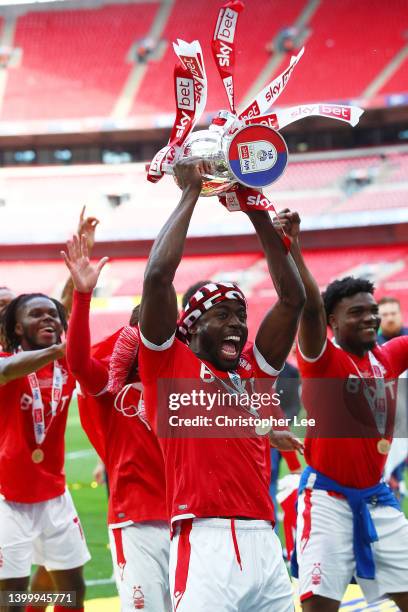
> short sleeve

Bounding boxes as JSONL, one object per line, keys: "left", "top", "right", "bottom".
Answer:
{"left": 138, "top": 328, "right": 177, "bottom": 383}
{"left": 296, "top": 337, "right": 336, "bottom": 377}
{"left": 379, "top": 336, "right": 408, "bottom": 377}
{"left": 238, "top": 343, "right": 281, "bottom": 381}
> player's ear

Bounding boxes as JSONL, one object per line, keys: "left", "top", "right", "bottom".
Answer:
{"left": 14, "top": 321, "right": 23, "bottom": 338}
{"left": 328, "top": 313, "right": 337, "bottom": 330}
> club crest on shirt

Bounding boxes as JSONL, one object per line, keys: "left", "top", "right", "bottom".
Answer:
{"left": 38, "top": 366, "right": 69, "bottom": 388}
{"left": 239, "top": 355, "right": 251, "bottom": 371}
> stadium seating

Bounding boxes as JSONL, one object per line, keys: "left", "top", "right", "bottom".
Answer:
{"left": 0, "top": 147, "right": 406, "bottom": 243}
{"left": 0, "top": 0, "right": 407, "bottom": 122}
{"left": 273, "top": 0, "right": 408, "bottom": 106}
{"left": 1, "top": 3, "right": 158, "bottom": 120}
{"left": 1, "top": 245, "right": 407, "bottom": 342}
{"left": 131, "top": 0, "right": 306, "bottom": 116}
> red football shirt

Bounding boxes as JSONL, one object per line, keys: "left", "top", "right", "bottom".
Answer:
{"left": 77, "top": 386, "right": 168, "bottom": 526}
{"left": 67, "top": 290, "right": 167, "bottom": 526}
{"left": 0, "top": 354, "right": 75, "bottom": 503}
{"left": 139, "top": 332, "right": 280, "bottom": 526}
{"left": 297, "top": 336, "right": 408, "bottom": 487}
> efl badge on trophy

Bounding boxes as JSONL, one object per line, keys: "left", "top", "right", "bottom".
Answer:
{"left": 147, "top": 0, "right": 364, "bottom": 213}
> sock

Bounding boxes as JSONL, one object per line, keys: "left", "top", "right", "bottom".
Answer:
{"left": 54, "top": 607, "right": 84, "bottom": 612}
{"left": 26, "top": 607, "right": 46, "bottom": 612}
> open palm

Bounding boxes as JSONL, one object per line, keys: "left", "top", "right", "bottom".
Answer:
{"left": 61, "top": 234, "right": 108, "bottom": 293}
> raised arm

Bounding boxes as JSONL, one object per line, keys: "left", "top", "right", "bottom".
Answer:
{"left": 248, "top": 210, "right": 305, "bottom": 371}
{"left": 60, "top": 206, "right": 99, "bottom": 317}
{"left": 62, "top": 234, "right": 109, "bottom": 394}
{"left": 273, "top": 210, "right": 326, "bottom": 358}
{"left": 140, "top": 158, "right": 213, "bottom": 345}
{"left": 0, "top": 343, "right": 65, "bottom": 384}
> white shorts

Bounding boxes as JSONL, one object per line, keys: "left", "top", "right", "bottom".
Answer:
{"left": 0, "top": 489, "right": 91, "bottom": 579}
{"left": 296, "top": 488, "right": 408, "bottom": 604}
{"left": 109, "top": 521, "right": 171, "bottom": 612}
{"left": 169, "top": 518, "right": 294, "bottom": 612}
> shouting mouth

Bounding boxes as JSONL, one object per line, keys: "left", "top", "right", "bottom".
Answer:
{"left": 220, "top": 335, "right": 241, "bottom": 361}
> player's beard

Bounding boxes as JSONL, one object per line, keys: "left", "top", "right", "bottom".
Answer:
{"left": 361, "top": 338, "right": 377, "bottom": 352}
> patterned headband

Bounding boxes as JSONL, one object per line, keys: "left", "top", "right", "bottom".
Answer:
{"left": 177, "top": 281, "right": 247, "bottom": 342}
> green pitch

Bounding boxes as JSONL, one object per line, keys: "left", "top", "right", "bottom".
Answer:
{"left": 65, "top": 399, "right": 114, "bottom": 600}
{"left": 65, "top": 399, "right": 408, "bottom": 602}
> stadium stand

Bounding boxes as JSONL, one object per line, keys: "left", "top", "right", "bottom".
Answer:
{"left": 131, "top": 0, "right": 306, "bottom": 116}
{"left": 273, "top": 0, "right": 408, "bottom": 106}
{"left": 1, "top": 244, "right": 407, "bottom": 342}
{"left": 1, "top": 3, "right": 159, "bottom": 120}
{"left": 0, "top": 0, "right": 407, "bottom": 122}
{"left": 0, "top": 146, "right": 406, "bottom": 243}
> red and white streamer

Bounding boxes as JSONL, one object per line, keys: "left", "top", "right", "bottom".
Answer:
{"left": 218, "top": 186, "right": 291, "bottom": 252}
{"left": 147, "top": 40, "right": 207, "bottom": 183}
{"left": 239, "top": 47, "right": 304, "bottom": 121}
{"left": 244, "top": 103, "right": 364, "bottom": 130}
{"left": 212, "top": 0, "right": 244, "bottom": 114}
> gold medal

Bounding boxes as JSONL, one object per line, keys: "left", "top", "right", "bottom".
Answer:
{"left": 31, "top": 448, "right": 44, "bottom": 463}
{"left": 377, "top": 438, "right": 390, "bottom": 455}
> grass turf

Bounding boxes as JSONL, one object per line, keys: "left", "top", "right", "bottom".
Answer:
{"left": 65, "top": 398, "right": 408, "bottom": 601}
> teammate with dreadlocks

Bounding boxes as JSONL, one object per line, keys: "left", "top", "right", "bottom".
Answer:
{"left": 273, "top": 209, "right": 408, "bottom": 611}
{"left": 0, "top": 293, "right": 90, "bottom": 612}
{"left": 139, "top": 158, "right": 305, "bottom": 611}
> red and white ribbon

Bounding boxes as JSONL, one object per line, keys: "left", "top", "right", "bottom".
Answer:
{"left": 239, "top": 47, "right": 304, "bottom": 121}
{"left": 147, "top": 40, "right": 208, "bottom": 183}
{"left": 218, "top": 186, "right": 291, "bottom": 252}
{"left": 28, "top": 362, "right": 63, "bottom": 445}
{"left": 245, "top": 103, "right": 364, "bottom": 130}
{"left": 212, "top": 0, "right": 244, "bottom": 114}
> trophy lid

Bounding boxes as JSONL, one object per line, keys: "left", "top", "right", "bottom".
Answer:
{"left": 226, "top": 124, "right": 288, "bottom": 189}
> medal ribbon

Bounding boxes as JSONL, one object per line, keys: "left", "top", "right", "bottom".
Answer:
{"left": 347, "top": 351, "right": 387, "bottom": 436}
{"left": 147, "top": 41, "right": 208, "bottom": 183}
{"left": 28, "top": 362, "right": 63, "bottom": 446}
{"left": 211, "top": 0, "right": 244, "bottom": 114}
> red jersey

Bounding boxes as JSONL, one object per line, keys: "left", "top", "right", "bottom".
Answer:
{"left": 67, "top": 290, "right": 167, "bottom": 527}
{"left": 297, "top": 336, "right": 408, "bottom": 488}
{"left": 139, "top": 332, "right": 280, "bottom": 526}
{"left": 0, "top": 354, "right": 75, "bottom": 503}
{"left": 77, "top": 385, "right": 167, "bottom": 526}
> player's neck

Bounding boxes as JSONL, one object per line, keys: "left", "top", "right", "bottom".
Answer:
{"left": 336, "top": 338, "right": 368, "bottom": 358}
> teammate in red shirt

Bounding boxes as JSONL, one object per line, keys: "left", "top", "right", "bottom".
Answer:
{"left": 0, "top": 293, "right": 90, "bottom": 612}
{"left": 62, "top": 235, "right": 170, "bottom": 611}
{"left": 274, "top": 210, "right": 408, "bottom": 611}
{"left": 138, "top": 158, "right": 306, "bottom": 611}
